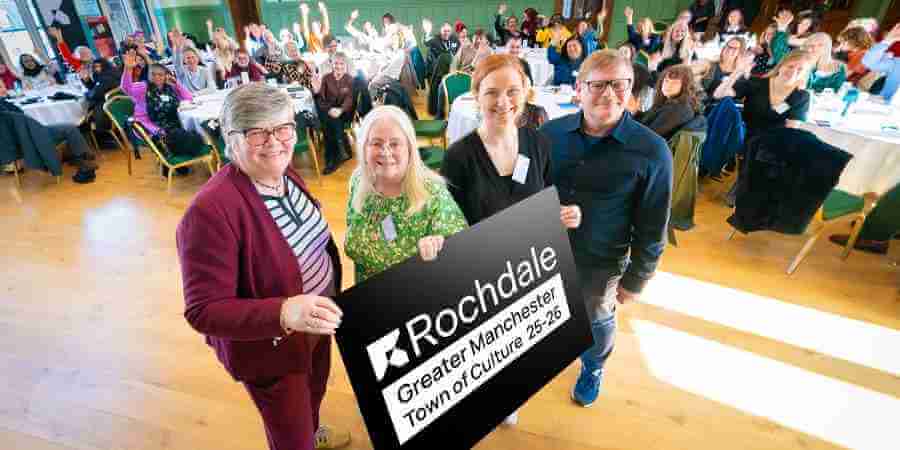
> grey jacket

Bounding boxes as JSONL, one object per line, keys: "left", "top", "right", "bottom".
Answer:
{"left": 0, "top": 111, "right": 63, "bottom": 176}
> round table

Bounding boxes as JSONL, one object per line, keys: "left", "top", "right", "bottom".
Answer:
{"left": 178, "top": 86, "right": 318, "bottom": 136}
{"left": 799, "top": 94, "right": 900, "bottom": 196}
{"left": 496, "top": 48, "right": 554, "bottom": 87}
{"left": 15, "top": 86, "right": 86, "bottom": 126}
{"left": 446, "top": 86, "right": 579, "bottom": 144}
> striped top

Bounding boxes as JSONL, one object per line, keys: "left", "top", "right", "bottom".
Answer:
{"left": 262, "top": 177, "right": 333, "bottom": 296}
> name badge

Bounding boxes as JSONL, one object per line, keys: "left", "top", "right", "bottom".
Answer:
{"left": 159, "top": 94, "right": 171, "bottom": 102}
{"left": 512, "top": 155, "right": 530, "bottom": 185}
{"left": 240, "top": 71, "right": 250, "bottom": 84}
{"left": 382, "top": 215, "right": 398, "bottom": 242}
{"left": 773, "top": 102, "right": 790, "bottom": 114}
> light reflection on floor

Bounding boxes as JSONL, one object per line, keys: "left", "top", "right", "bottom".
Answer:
{"left": 632, "top": 272, "right": 900, "bottom": 450}
{"left": 641, "top": 272, "right": 900, "bottom": 376}
{"left": 633, "top": 319, "right": 900, "bottom": 450}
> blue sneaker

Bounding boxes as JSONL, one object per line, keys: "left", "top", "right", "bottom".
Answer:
{"left": 571, "top": 365, "right": 602, "bottom": 407}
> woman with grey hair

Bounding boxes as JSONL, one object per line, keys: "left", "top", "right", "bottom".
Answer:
{"left": 176, "top": 83, "right": 351, "bottom": 450}
{"left": 344, "top": 105, "right": 467, "bottom": 282}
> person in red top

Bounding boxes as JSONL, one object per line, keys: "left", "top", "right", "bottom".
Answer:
{"left": 47, "top": 27, "right": 93, "bottom": 71}
{"left": 225, "top": 49, "right": 266, "bottom": 84}
{"left": 0, "top": 59, "right": 20, "bottom": 89}
{"left": 177, "top": 83, "right": 350, "bottom": 450}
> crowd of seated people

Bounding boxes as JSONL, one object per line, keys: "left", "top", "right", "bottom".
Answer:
{"left": 12, "top": 0, "right": 898, "bottom": 209}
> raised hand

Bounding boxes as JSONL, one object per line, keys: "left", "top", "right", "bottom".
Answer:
{"left": 300, "top": 3, "right": 309, "bottom": 15}
{"left": 318, "top": 1, "right": 326, "bottom": 11}
{"left": 350, "top": 9, "right": 359, "bottom": 20}
{"left": 736, "top": 51, "right": 756, "bottom": 74}
{"left": 123, "top": 52, "right": 138, "bottom": 68}
{"left": 624, "top": 6, "right": 634, "bottom": 21}
{"left": 498, "top": 3, "right": 507, "bottom": 15}
{"left": 48, "top": 26, "right": 62, "bottom": 41}
{"left": 886, "top": 23, "right": 900, "bottom": 43}
{"left": 206, "top": 19, "right": 213, "bottom": 29}
{"left": 774, "top": 10, "right": 794, "bottom": 31}
{"left": 422, "top": 19, "right": 433, "bottom": 35}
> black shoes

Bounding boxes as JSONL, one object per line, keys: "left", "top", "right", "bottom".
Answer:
{"left": 72, "top": 168, "right": 96, "bottom": 184}
{"left": 828, "top": 234, "right": 889, "bottom": 255}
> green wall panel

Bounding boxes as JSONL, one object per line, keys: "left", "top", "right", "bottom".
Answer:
{"left": 162, "top": 4, "right": 233, "bottom": 44}
{"left": 259, "top": 0, "right": 549, "bottom": 45}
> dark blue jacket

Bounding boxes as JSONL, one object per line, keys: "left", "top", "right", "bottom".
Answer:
{"left": 701, "top": 97, "right": 745, "bottom": 177}
{"left": 548, "top": 46, "right": 583, "bottom": 86}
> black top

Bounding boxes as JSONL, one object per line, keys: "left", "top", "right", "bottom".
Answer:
{"left": 732, "top": 77, "right": 810, "bottom": 138}
{"left": 639, "top": 100, "right": 697, "bottom": 141}
{"left": 441, "top": 127, "right": 552, "bottom": 225}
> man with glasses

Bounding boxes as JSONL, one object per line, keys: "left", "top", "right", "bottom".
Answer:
{"left": 540, "top": 50, "right": 673, "bottom": 408}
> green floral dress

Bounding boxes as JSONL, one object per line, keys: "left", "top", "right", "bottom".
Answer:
{"left": 345, "top": 175, "right": 468, "bottom": 282}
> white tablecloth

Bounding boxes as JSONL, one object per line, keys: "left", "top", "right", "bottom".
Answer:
{"left": 496, "top": 48, "right": 553, "bottom": 87}
{"left": 799, "top": 95, "right": 900, "bottom": 196}
{"left": 447, "top": 86, "right": 579, "bottom": 144}
{"left": 16, "top": 86, "right": 86, "bottom": 126}
{"left": 178, "top": 87, "right": 317, "bottom": 136}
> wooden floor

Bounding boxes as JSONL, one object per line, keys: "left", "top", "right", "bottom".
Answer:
{"left": 2, "top": 124, "right": 898, "bottom": 450}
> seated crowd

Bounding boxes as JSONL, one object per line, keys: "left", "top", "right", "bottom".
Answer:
{"left": 2, "top": 1, "right": 898, "bottom": 249}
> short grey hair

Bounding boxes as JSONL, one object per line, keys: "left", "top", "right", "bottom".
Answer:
{"left": 219, "top": 83, "right": 294, "bottom": 159}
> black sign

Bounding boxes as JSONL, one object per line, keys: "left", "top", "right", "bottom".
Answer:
{"left": 335, "top": 187, "right": 592, "bottom": 450}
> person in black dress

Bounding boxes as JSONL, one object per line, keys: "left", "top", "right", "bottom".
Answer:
{"left": 713, "top": 49, "right": 812, "bottom": 141}
{"left": 442, "top": 54, "right": 581, "bottom": 230}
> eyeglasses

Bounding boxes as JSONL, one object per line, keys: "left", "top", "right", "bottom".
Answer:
{"left": 583, "top": 79, "right": 632, "bottom": 94}
{"left": 367, "top": 140, "right": 405, "bottom": 154}
{"left": 229, "top": 122, "right": 296, "bottom": 146}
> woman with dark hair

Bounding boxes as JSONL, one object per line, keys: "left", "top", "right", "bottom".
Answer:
{"left": 836, "top": 27, "right": 873, "bottom": 84}
{"left": 82, "top": 58, "right": 120, "bottom": 132}
{"left": 689, "top": 0, "right": 716, "bottom": 34}
{"left": 751, "top": 11, "right": 792, "bottom": 76}
{"left": 789, "top": 11, "right": 818, "bottom": 49}
{"left": 18, "top": 53, "right": 56, "bottom": 89}
{"left": 121, "top": 53, "right": 203, "bottom": 161}
{"left": 718, "top": 9, "right": 750, "bottom": 44}
{"left": 521, "top": 8, "right": 539, "bottom": 47}
{"left": 639, "top": 64, "right": 703, "bottom": 140}
{"left": 548, "top": 37, "right": 585, "bottom": 86}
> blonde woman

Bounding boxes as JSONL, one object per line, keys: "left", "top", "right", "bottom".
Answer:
{"left": 625, "top": 6, "right": 661, "bottom": 54}
{"left": 804, "top": 32, "right": 847, "bottom": 93}
{"left": 658, "top": 20, "right": 695, "bottom": 73}
{"left": 345, "top": 105, "right": 467, "bottom": 282}
{"left": 700, "top": 36, "right": 747, "bottom": 96}
{"left": 211, "top": 28, "right": 238, "bottom": 88}
{"left": 714, "top": 50, "right": 812, "bottom": 140}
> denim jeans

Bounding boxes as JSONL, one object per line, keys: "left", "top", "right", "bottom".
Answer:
{"left": 576, "top": 265, "right": 622, "bottom": 379}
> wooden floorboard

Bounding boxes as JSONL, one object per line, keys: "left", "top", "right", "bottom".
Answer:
{"left": 1, "top": 105, "right": 897, "bottom": 450}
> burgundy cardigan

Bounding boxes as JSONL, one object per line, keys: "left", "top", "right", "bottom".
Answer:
{"left": 176, "top": 164, "right": 343, "bottom": 381}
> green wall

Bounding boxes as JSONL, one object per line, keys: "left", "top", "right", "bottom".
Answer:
{"left": 160, "top": 0, "right": 232, "bottom": 43}
{"left": 853, "top": 0, "right": 892, "bottom": 20}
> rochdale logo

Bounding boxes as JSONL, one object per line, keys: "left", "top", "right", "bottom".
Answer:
{"left": 367, "top": 329, "right": 410, "bottom": 381}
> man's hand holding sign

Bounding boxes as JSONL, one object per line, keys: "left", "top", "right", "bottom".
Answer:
{"left": 335, "top": 187, "right": 592, "bottom": 450}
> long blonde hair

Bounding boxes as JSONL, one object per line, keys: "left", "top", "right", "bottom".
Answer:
{"left": 662, "top": 20, "right": 694, "bottom": 62}
{"left": 350, "top": 106, "right": 445, "bottom": 215}
{"left": 214, "top": 35, "right": 236, "bottom": 72}
{"left": 804, "top": 32, "right": 839, "bottom": 71}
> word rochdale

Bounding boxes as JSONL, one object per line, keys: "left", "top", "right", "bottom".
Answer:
{"left": 334, "top": 187, "right": 591, "bottom": 450}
